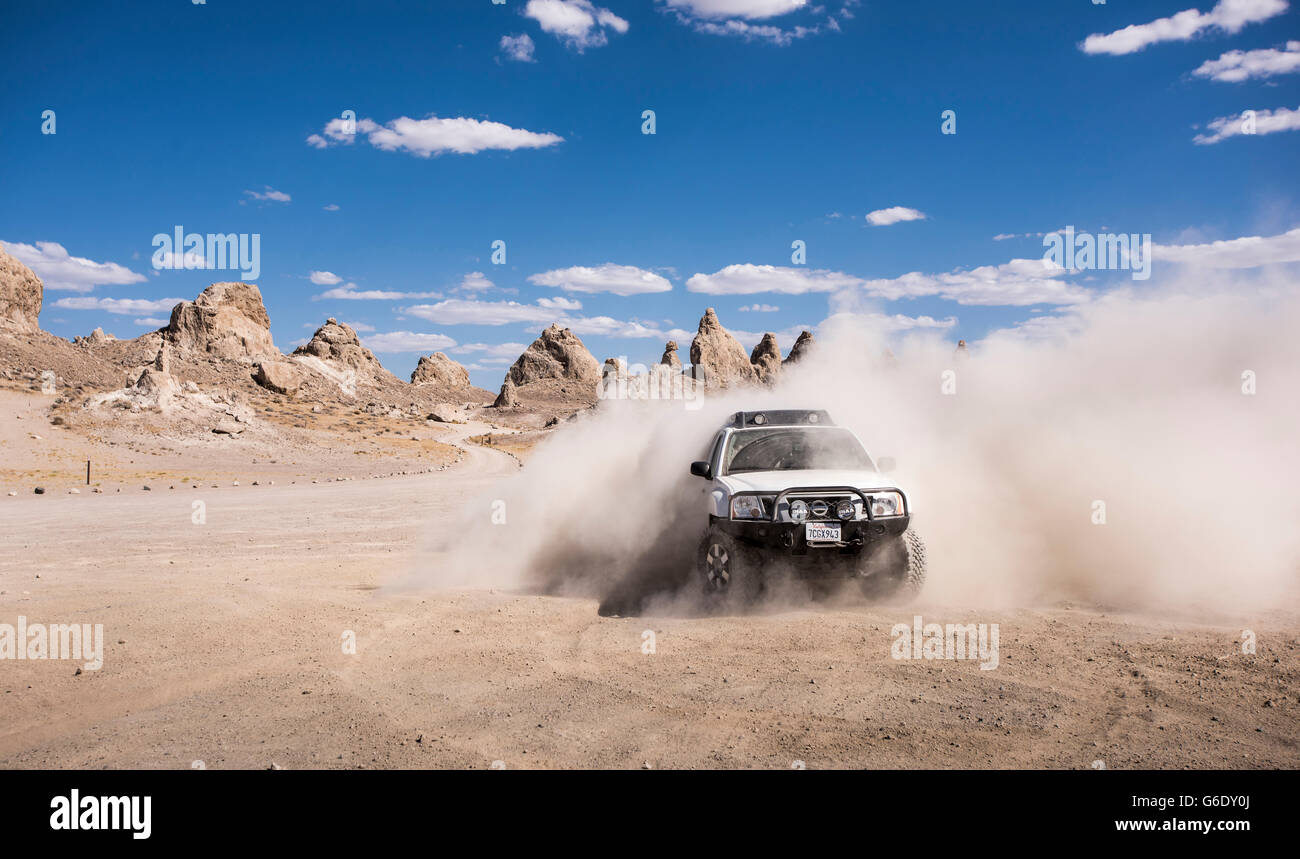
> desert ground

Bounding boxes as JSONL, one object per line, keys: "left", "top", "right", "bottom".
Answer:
{"left": 2, "top": 387, "right": 1296, "bottom": 770}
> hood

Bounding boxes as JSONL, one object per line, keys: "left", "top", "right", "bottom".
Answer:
{"left": 718, "top": 468, "right": 899, "bottom": 494}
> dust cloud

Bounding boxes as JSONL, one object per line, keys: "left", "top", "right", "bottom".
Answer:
{"left": 410, "top": 275, "right": 1300, "bottom": 617}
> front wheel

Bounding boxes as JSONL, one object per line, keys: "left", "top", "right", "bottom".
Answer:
{"left": 859, "top": 528, "right": 926, "bottom": 600}
{"left": 696, "top": 528, "right": 762, "bottom": 605}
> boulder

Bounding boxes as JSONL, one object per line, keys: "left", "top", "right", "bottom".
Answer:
{"left": 785, "top": 330, "right": 815, "bottom": 364}
{"left": 133, "top": 368, "right": 178, "bottom": 398}
{"left": 253, "top": 360, "right": 305, "bottom": 396}
{"left": 427, "top": 403, "right": 461, "bottom": 423}
{"left": 411, "top": 352, "right": 471, "bottom": 388}
{"left": 689, "top": 308, "right": 755, "bottom": 388}
{"left": 0, "top": 243, "right": 42, "bottom": 331}
{"left": 493, "top": 380, "right": 519, "bottom": 408}
{"left": 660, "top": 340, "right": 681, "bottom": 368}
{"left": 165, "top": 282, "right": 276, "bottom": 362}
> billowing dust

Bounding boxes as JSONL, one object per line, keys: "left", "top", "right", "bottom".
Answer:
{"left": 406, "top": 277, "right": 1300, "bottom": 617}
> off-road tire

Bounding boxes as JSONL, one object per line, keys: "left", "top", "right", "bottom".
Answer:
{"left": 860, "top": 527, "right": 926, "bottom": 600}
{"left": 697, "top": 528, "right": 762, "bottom": 606}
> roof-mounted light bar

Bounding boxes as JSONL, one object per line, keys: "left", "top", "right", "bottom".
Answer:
{"left": 725, "top": 410, "right": 835, "bottom": 428}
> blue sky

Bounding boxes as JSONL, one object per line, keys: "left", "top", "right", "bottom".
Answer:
{"left": 3, "top": 0, "right": 1298, "bottom": 388}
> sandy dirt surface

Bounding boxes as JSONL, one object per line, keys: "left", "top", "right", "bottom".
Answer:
{"left": 2, "top": 403, "right": 1296, "bottom": 769}
{"left": 0, "top": 388, "right": 478, "bottom": 494}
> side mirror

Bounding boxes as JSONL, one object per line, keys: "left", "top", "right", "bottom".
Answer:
{"left": 877, "top": 456, "right": 896, "bottom": 473}
{"left": 690, "top": 461, "right": 712, "bottom": 479}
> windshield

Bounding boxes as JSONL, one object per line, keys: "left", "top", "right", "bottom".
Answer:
{"left": 723, "top": 427, "right": 875, "bottom": 474}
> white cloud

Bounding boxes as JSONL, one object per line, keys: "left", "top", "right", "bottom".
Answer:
{"left": 866, "top": 206, "right": 927, "bottom": 226}
{"left": 406, "top": 298, "right": 694, "bottom": 342}
{"left": 739, "top": 303, "right": 780, "bottom": 312}
{"left": 456, "top": 271, "right": 495, "bottom": 293}
{"left": 323, "top": 203, "right": 340, "bottom": 212}
{"left": 524, "top": 0, "right": 629, "bottom": 51}
{"left": 993, "top": 228, "right": 1069, "bottom": 242}
{"left": 452, "top": 342, "right": 528, "bottom": 368}
{"left": 1193, "top": 105, "right": 1300, "bottom": 143}
{"left": 1192, "top": 40, "right": 1300, "bottom": 81}
{"left": 821, "top": 311, "right": 958, "bottom": 332}
{"left": 406, "top": 298, "right": 562, "bottom": 326}
{"left": 243, "top": 186, "right": 291, "bottom": 203}
{"left": 664, "top": 1, "right": 809, "bottom": 18}
{"left": 692, "top": 257, "right": 1094, "bottom": 306}
{"left": 501, "top": 33, "right": 537, "bottom": 62}
{"left": 686, "top": 264, "right": 860, "bottom": 295}
{"left": 681, "top": 17, "right": 818, "bottom": 44}
{"left": 662, "top": 0, "right": 824, "bottom": 44}
{"left": 316, "top": 283, "right": 443, "bottom": 301}
{"left": 310, "top": 270, "right": 343, "bottom": 285}
{"left": 528, "top": 263, "right": 673, "bottom": 295}
{"left": 53, "top": 296, "right": 185, "bottom": 315}
{"left": 133, "top": 317, "right": 169, "bottom": 328}
{"left": 1081, "top": 0, "right": 1287, "bottom": 56}
{"left": 564, "top": 316, "right": 693, "bottom": 340}
{"left": 852, "top": 259, "right": 1092, "bottom": 307}
{"left": 2, "top": 240, "right": 147, "bottom": 293}
{"left": 454, "top": 341, "right": 530, "bottom": 359}
{"left": 363, "top": 331, "right": 457, "bottom": 352}
{"left": 536, "top": 296, "right": 583, "bottom": 311}
{"left": 308, "top": 114, "right": 563, "bottom": 157}
{"left": 985, "top": 313, "right": 1088, "bottom": 343}
{"left": 1152, "top": 226, "right": 1300, "bottom": 267}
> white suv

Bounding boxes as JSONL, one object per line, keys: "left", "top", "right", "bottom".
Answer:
{"left": 690, "top": 410, "right": 925, "bottom": 601}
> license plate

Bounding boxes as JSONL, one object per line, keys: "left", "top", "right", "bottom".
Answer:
{"left": 805, "top": 522, "right": 841, "bottom": 543}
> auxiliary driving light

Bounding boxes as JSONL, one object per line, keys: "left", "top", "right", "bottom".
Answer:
{"left": 836, "top": 500, "right": 855, "bottom": 520}
{"left": 752, "top": 413, "right": 767, "bottom": 425}
{"left": 789, "top": 500, "right": 809, "bottom": 522}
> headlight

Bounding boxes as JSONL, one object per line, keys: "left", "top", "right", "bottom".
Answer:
{"left": 731, "top": 495, "right": 766, "bottom": 520}
{"left": 788, "top": 499, "right": 809, "bottom": 522}
{"left": 868, "top": 492, "right": 904, "bottom": 517}
{"left": 835, "top": 500, "right": 855, "bottom": 520}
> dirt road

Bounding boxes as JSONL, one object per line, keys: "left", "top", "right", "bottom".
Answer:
{"left": 2, "top": 423, "right": 1296, "bottom": 769}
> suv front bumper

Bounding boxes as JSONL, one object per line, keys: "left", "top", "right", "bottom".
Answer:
{"left": 711, "top": 514, "right": 910, "bottom": 555}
